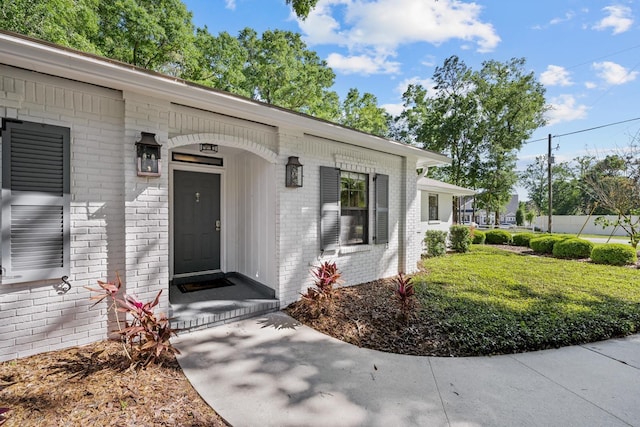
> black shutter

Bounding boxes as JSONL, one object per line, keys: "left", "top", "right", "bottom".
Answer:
{"left": 320, "top": 166, "right": 340, "bottom": 251}
{"left": 374, "top": 174, "right": 389, "bottom": 244}
{"left": 2, "top": 120, "right": 70, "bottom": 283}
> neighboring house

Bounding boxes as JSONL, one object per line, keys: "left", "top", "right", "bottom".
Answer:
{"left": 460, "top": 194, "right": 519, "bottom": 226}
{"left": 0, "top": 32, "right": 454, "bottom": 361}
{"left": 417, "top": 177, "right": 477, "bottom": 235}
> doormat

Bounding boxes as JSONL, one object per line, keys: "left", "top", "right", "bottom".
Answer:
{"left": 177, "top": 278, "right": 234, "bottom": 293}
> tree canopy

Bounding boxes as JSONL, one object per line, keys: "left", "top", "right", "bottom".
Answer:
{"left": 396, "top": 55, "right": 546, "bottom": 223}
{"left": 0, "top": 0, "right": 391, "bottom": 134}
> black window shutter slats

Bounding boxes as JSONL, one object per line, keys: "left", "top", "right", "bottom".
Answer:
{"left": 2, "top": 120, "right": 70, "bottom": 283}
{"left": 320, "top": 166, "right": 340, "bottom": 251}
{"left": 375, "top": 174, "right": 389, "bottom": 244}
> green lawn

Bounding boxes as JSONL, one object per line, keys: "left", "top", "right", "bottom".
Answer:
{"left": 414, "top": 246, "right": 640, "bottom": 356}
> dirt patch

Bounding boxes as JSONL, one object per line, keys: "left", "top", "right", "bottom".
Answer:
{"left": 0, "top": 340, "right": 227, "bottom": 426}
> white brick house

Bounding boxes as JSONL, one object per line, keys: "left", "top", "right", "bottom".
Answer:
{"left": 0, "top": 32, "right": 451, "bottom": 361}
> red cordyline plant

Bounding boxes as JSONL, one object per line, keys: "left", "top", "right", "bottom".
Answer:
{"left": 85, "top": 274, "right": 180, "bottom": 367}
{"left": 394, "top": 272, "right": 416, "bottom": 323}
{"left": 296, "top": 261, "right": 343, "bottom": 318}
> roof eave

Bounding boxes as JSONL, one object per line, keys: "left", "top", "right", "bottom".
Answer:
{"left": 0, "top": 31, "right": 450, "bottom": 166}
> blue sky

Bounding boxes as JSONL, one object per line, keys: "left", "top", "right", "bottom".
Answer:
{"left": 184, "top": 0, "right": 639, "bottom": 192}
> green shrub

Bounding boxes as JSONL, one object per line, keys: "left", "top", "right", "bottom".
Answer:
{"left": 424, "top": 230, "right": 448, "bottom": 257}
{"left": 512, "top": 233, "right": 536, "bottom": 247}
{"left": 449, "top": 225, "right": 472, "bottom": 253}
{"left": 591, "top": 244, "right": 638, "bottom": 266}
{"left": 552, "top": 238, "right": 594, "bottom": 259}
{"left": 472, "top": 230, "right": 486, "bottom": 244}
{"left": 529, "top": 235, "right": 565, "bottom": 254}
{"left": 485, "top": 229, "right": 512, "bottom": 245}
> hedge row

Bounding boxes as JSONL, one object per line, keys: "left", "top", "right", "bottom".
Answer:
{"left": 471, "top": 229, "right": 637, "bottom": 266}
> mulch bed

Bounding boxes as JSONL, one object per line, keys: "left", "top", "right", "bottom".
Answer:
{"left": 0, "top": 340, "right": 228, "bottom": 426}
{"left": 286, "top": 278, "right": 454, "bottom": 356}
{"left": 286, "top": 244, "right": 639, "bottom": 358}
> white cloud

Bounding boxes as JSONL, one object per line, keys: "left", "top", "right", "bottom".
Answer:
{"left": 540, "top": 65, "right": 573, "bottom": 87}
{"left": 394, "top": 76, "right": 436, "bottom": 96}
{"left": 224, "top": 0, "right": 236, "bottom": 10}
{"left": 326, "top": 53, "right": 401, "bottom": 75}
{"left": 549, "top": 11, "right": 575, "bottom": 25}
{"left": 381, "top": 103, "right": 404, "bottom": 117}
{"left": 545, "top": 95, "right": 588, "bottom": 125}
{"left": 585, "top": 81, "right": 597, "bottom": 89}
{"left": 593, "top": 5, "right": 634, "bottom": 34}
{"left": 533, "top": 11, "right": 576, "bottom": 30}
{"left": 593, "top": 61, "right": 639, "bottom": 85}
{"left": 299, "top": 0, "right": 500, "bottom": 75}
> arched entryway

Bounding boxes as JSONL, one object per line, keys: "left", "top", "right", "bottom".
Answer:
{"left": 166, "top": 134, "right": 280, "bottom": 330}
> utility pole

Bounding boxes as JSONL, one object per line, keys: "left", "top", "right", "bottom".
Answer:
{"left": 547, "top": 133, "right": 553, "bottom": 234}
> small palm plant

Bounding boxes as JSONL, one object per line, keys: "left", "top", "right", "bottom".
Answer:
{"left": 295, "top": 261, "right": 343, "bottom": 318}
{"left": 393, "top": 272, "right": 416, "bottom": 323}
{"left": 85, "top": 274, "right": 180, "bottom": 367}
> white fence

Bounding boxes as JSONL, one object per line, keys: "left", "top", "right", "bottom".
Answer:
{"left": 534, "top": 215, "right": 638, "bottom": 236}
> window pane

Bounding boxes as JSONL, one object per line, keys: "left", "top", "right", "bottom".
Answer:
{"left": 340, "top": 171, "right": 368, "bottom": 244}
{"left": 340, "top": 172, "right": 368, "bottom": 208}
{"left": 429, "top": 194, "right": 439, "bottom": 221}
{"left": 340, "top": 209, "right": 367, "bottom": 244}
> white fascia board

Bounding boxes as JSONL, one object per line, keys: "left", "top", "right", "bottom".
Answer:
{"left": 417, "top": 177, "right": 476, "bottom": 196}
{"left": 0, "top": 32, "right": 450, "bottom": 166}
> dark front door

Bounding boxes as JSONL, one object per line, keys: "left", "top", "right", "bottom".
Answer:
{"left": 174, "top": 170, "right": 221, "bottom": 275}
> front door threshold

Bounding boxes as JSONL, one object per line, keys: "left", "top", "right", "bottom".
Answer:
{"left": 171, "top": 272, "right": 225, "bottom": 286}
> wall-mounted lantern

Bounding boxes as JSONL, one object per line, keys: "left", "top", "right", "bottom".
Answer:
{"left": 135, "top": 132, "right": 161, "bottom": 177}
{"left": 285, "top": 156, "right": 303, "bottom": 187}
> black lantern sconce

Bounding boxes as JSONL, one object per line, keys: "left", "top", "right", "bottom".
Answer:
{"left": 135, "top": 132, "right": 162, "bottom": 177}
{"left": 285, "top": 156, "right": 303, "bottom": 187}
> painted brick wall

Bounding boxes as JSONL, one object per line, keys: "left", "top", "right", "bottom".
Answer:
{"left": 0, "top": 65, "right": 126, "bottom": 361}
{"left": 0, "top": 62, "right": 427, "bottom": 361}
{"left": 276, "top": 131, "right": 414, "bottom": 306}
{"left": 122, "top": 92, "right": 170, "bottom": 315}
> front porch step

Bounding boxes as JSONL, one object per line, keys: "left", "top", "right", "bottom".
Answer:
{"left": 170, "top": 299, "right": 280, "bottom": 332}
{"left": 168, "top": 272, "right": 280, "bottom": 332}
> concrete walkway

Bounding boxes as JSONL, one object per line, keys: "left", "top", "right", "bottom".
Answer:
{"left": 173, "top": 312, "right": 640, "bottom": 427}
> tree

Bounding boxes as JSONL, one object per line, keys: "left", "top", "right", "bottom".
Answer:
{"left": 182, "top": 27, "right": 340, "bottom": 120}
{"left": 520, "top": 157, "right": 548, "bottom": 215}
{"left": 397, "top": 56, "right": 481, "bottom": 222}
{"left": 583, "top": 149, "right": 640, "bottom": 248}
{"left": 339, "top": 88, "right": 389, "bottom": 137}
{"left": 238, "top": 28, "right": 338, "bottom": 116}
{"left": 96, "top": 0, "right": 195, "bottom": 72}
{"left": 0, "top": 0, "right": 100, "bottom": 53}
{"left": 516, "top": 207, "right": 524, "bottom": 226}
{"left": 474, "top": 58, "right": 546, "bottom": 224}
{"left": 0, "top": 0, "right": 195, "bottom": 72}
{"left": 521, "top": 157, "right": 589, "bottom": 216}
{"left": 525, "top": 210, "right": 536, "bottom": 228}
{"left": 476, "top": 150, "right": 518, "bottom": 225}
{"left": 286, "top": 0, "right": 319, "bottom": 19}
{"left": 397, "top": 56, "right": 545, "bottom": 224}
{"left": 185, "top": 28, "right": 249, "bottom": 95}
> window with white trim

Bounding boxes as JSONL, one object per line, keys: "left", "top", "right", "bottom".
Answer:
{"left": 320, "top": 166, "right": 388, "bottom": 251}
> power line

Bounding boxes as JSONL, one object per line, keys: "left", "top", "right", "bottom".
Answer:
{"left": 525, "top": 116, "right": 640, "bottom": 144}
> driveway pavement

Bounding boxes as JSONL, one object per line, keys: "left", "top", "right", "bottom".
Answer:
{"left": 173, "top": 312, "right": 640, "bottom": 427}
